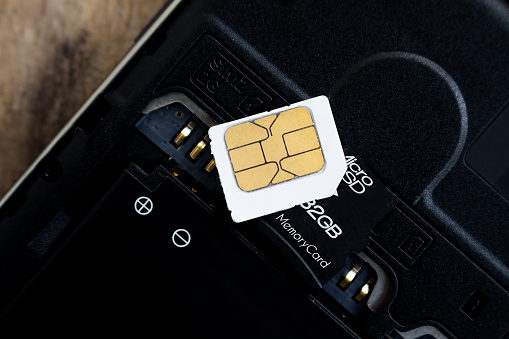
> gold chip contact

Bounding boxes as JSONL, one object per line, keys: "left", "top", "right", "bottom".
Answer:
{"left": 224, "top": 107, "right": 324, "bottom": 192}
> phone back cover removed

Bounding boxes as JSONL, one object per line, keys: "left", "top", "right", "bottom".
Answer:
{"left": 0, "top": 1, "right": 508, "bottom": 338}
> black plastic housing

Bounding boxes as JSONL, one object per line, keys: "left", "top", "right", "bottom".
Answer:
{"left": 0, "top": 0, "right": 508, "bottom": 338}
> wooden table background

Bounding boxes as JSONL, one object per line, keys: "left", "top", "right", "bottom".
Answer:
{"left": 0, "top": 0, "right": 167, "bottom": 198}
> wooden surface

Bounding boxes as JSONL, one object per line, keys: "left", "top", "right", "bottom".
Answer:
{"left": 0, "top": 0, "right": 167, "bottom": 198}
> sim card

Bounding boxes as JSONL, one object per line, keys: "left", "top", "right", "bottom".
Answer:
{"left": 209, "top": 96, "right": 346, "bottom": 222}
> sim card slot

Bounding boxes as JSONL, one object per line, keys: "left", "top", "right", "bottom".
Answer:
{"left": 136, "top": 95, "right": 220, "bottom": 192}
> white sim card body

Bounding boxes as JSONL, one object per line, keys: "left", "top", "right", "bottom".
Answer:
{"left": 208, "top": 96, "right": 347, "bottom": 222}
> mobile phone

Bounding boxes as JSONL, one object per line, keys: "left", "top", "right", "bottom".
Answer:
{"left": 0, "top": 1, "right": 508, "bottom": 337}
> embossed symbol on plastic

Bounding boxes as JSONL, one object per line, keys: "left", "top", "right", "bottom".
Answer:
{"left": 134, "top": 196, "right": 153, "bottom": 216}
{"left": 225, "top": 107, "right": 324, "bottom": 192}
{"left": 400, "top": 236, "right": 425, "bottom": 259}
{"left": 172, "top": 229, "right": 191, "bottom": 248}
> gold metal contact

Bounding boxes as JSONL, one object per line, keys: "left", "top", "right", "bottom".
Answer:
{"left": 339, "top": 264, "right": 361, "bottom": 289}
{"left": 204, "top": 158, "right": 216, "bottom": 173}
{"left": 174, "top": 121, "right": 196, "bottom": 146}
{"left": 190, "top": 141, "right": 206, "bottom": 159}
{"left": 354, "top": 278, "right": 376, "bottom": 302}
{"left": 224, "top": 107, "right": 324, "bottom": 192}
{"left": 189, "top": 135, "right": 210, "bottom": 160}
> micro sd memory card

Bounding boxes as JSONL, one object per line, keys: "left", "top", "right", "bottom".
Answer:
{"left": 258, "top": 147, "right": 394, "bottom": 287}
{"left": 209, "top": 96, "right": 346, "bottom": 222}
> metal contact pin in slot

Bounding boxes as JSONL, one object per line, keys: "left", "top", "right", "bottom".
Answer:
{"left": 189, "top": 135, "right": 210, "bottom": 160}
{"left": 353, "top": 277, "right": 375, "bottom": 302}
{"left": 174, "top": 121, "right": 196, "bottom": 146}
{"left": 204, "top": 158, "right": 216, "bottom": 173}
{"left": 339, "top": 264, "right": 361, "bottom": 289}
